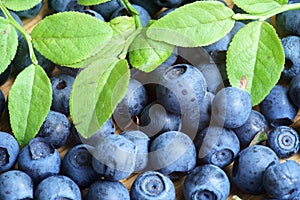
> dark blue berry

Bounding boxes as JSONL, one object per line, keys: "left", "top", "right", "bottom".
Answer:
{"left": 289, "top": 72, "right": 300, "bottom": 107}
{"left": 15, "top": 0, "right": 43, "bottom": 18}
{"left": 0, "top": 132, "right": 19, "bottom": 172}
{"left": 198, "top": 63, "right": 223, "bottom": 94}
{"left": 281, "top": 36, "right": 300, "bottom": 79}
{"left": 90, "top": 0, "right": 124, "bottom": 21}
{"left": 48, "top": 0, "right": 72, "bottom": 12}
{"left": 80, "top": 9, "right": 104, "bottom": 21}
{"left": 132, "top": 0, "right": 163, "bottom": 16}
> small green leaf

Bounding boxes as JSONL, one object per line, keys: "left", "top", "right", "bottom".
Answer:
{"left": 249, "top": 130, "right": 268, "bottom": 146}
{"left": 78, "top": 0, "right": 110, "bottom": 6}
{"left": 8, "top": 64, "right": 52, "bottom": 146}
{"left": 0, "top": 17, "right": 18, "bottom": 74}
{"left": 227, "top": 21, "right": 285, "bottom": 106}
{"left": 147, "top": 1, "right": 235, "bottom": 47}
{"left": 109, "top": 16, "right": 135, "bottom": 40}
{"left": 129, "top": 29, "right": 174, "bottom": 72}
{"left": 233, "top": 0, "right": 288, "bottom": 14}
{"left": 1, "top": 0, "right": 42, "bottom": 11}
{"left": 32, "top": 12, "right": 112, "bottom": 67}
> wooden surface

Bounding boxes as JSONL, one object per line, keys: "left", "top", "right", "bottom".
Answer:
{"left": 2, "top": 0, "right": 300, "bottom": 199}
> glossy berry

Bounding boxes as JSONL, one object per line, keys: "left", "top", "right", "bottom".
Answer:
{"left": 86, "top": 180, "right": 130, "bottom": 200}
{"left": 35, "top": 175, "right": 82, "bottom": 200}
{"left": 48, "top": 0, "right": 72, "bottom": 12}
{"left": 90, "top": 0, "right": 124, "bottom": 21}
{"left": 132, "top": 0, "right": 162, "bottom": 15}
{"left": 154, "top": 0, "right": 184, "bottom": 8}
{"left": 232, "top": 145, "right": 279, "bottom": 194}
{"left": 80, "top": 9, "right": 104, "bottom": 21}
{"left": 0, "top": 132, "right": 19, "bottom": 172}
{"left": 15, "top": 0, "right": 43, "bottom": 18}
{"left": 289, "top": 72, "right": 300, "bottom": 107}
{"left": 184, "top": 164, "right": 230, "bottom": 200}
{"left": 198, "top": 63, "right": 223, "bottom": 94}
{"left": 281, "top": 36, "right": 300, "bottom": 79}
{"left": 130, "top": 171, "right": 175, "bottom": 200}
{"left": 267, "top": 126, "right": 300, "bottom": 159}
{"left": 0, "top": 170, "right": 34, "bottom": 199}
{"left": 0, "top": 64, "right": 12, "bottom": 86}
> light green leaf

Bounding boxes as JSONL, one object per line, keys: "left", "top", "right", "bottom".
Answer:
{"left": 8, "top": 64, "right": 52, "bottom": 146}
{"left": 226, "top": 21, "right": 284, "bottom": 106}
{"left": 32, "top": 12, "right": 112, "bottom": 67}
{"left": 0, "top": 17, "right": 18, "bottom": 74}
{"left": 147, "top": 1, "right": 235, "bottom": 47}
{"left": 233, "top": 0, "right": 288, "bottom": 14}
{"left": 249, "top": 130, "right": 268, "bottom": 146}
{"left": 129, "top": 29, "right": 174, "bottom": 72}
{"left": 78, "top": 0, "right": 110, "bottom": 6}
{"left": 109, "top": 16, "right": 135, "bottom": 40}
{"left": 1, "top": 0, "right": 42, "bottom": 11}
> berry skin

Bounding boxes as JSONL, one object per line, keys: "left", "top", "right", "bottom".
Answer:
{"left": 184, "top": 164, "right": 230, "bottom": 200}
{"left": 267, "top": 126, "right": 300, "bottom": 159}
{"left": 132, "top": 0, "right": 163, "bottom": 16}
{"left": 86, "top": 180, "right": 130, "bottom": 200}
{"left": 15, "top": 0, "right": 43, "bottom": 18}
{"left": 130, "top": 171, "right": 175, "bottom": 200}
{"left": 48, "top": 0, "right": 72, "bottom": 12}
{"left": 0, "top": 170, "right": 34, "bottom": 199}
{"left": 35, "top": 175, "right": 82, "bottom": 200}
{"left": 80, "top": 9, "right": 104, "bottom": 21}
{"left": 232, "top": 145, "right": 280, "bottom": 194}
{"left": 263, "top": 160, "right": 300, "bottom": 199}
{"left": 198, "top": 63, "right": 223, "bottom": 95}
{"left": 289, "top": 72, "right": 300, "bottom": 107}
{"left": 0, "top": 132, "right": 19, "bottom": 172}
{"left": 281, "top": 36, "right": 300, "bottom": 79}
{"left": 90, "top": 0, "right": 124, "bottom": 21}
{"left": 154, "top": 0, "right": 184, "bottom": 8}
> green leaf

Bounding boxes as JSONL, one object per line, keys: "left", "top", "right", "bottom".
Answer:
{"left": 147, "top": 1, "right": 235, "bottom": 47}
{"left": 249, "top": 130, "right": 268, "bottom": 146}
{"left": 233, "top": 0, "right": 288, "bottom": 14}
{"left": 8, "top": 64, "right": 52, "bottom": 146}
{"left": 129, "top": 29, "right": 174, "bottom": 72}
{"left": 226, "top": 21, "right": 284, "bottom": 106}
{"left": 0, "top": 17, "right": 18, "bottom": 74}
{"left": 109, "top": 16, "right": 135, "bottom": 40}
{"left": 1, "top": 0, "right": 42, "bottom": 11}
{"left": 32, "top": 12, "right": 113, "bottom": 67}
{"left": 78, "top": 0, "right": 110, "bottom": 6}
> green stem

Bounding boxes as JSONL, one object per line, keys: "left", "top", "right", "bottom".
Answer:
{"left": 0, "top": 1, "right": 38, "bottom": 65}
{"left": 233, "top": 3, "right": 300, "bottom": 21}
{"left": 120, "top": 0, "right": 142, "bottom": 29}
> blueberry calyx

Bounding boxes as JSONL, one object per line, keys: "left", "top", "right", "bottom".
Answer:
{"left": 74, "top": 149, "right": 92, "bottom": 167}
{"left": 29, "top": 139, "right": 53, "bottom": 160}
{"left": 210, "top": 149, "right": 233, "bottom": 166}
{"left": 0, "top": 147, "right": 8, "bottom": 166}
{"left": 194, "top": 190, "right": 217, "bottom": 200}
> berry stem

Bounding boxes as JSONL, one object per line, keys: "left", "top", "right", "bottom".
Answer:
{"left": 0, "top": 2, "right": 38, "bottom": 65}
{"left": 120, "top": 0, "right": 142, "bottom": 29}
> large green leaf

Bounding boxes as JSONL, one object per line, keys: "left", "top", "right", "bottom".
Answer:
{"left": 0, "top": 17, "right": 18, "bottom": 74}
{"left": 233, "top": 0, "right": 288, "bottom": 14}
{"left": 147, "top": 1, "right": 235, "bottom": 47}
{"left": 8, "top": 64, "right": 52, "bottom": 146}
{"left": 78, "top": 0, "right": 110, "bottom": 6}
{"left": 226, "top": 21, "right": 285, "bottom": 106}
{"left": 1, "top": 0, "right": 42, "bottom": 11}
{"left": 32, "top": 12, "right": 112, "bottom": 67}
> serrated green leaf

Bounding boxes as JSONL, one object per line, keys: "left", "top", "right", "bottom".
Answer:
{"left": 226, "top": 21, "right": 284, "bottom": 106}
{"left": 129, "top": 29, "right": 174, "bottom": 72}
{"left": 233, "top": 0, "right": 288, "bottom": 14}
{"left": 109, "top": 16, "right": 135, "bottom": 39}
{"left": 0, "top": 17, "right": 18, "bottom": 74}
{"left": 8, "top": 64, "right": 52, "bottom": 146}
{"left": 78, "top": 0, "right": 110, "bottom": 6}
{"left": 147, "top": 1, "right": 235, "bottom": 47}
{"left": 1, "top": 0, "right": 42, "bottom": 11}
{"left": 32, "top": 12, "right": 112, "bottom": 67}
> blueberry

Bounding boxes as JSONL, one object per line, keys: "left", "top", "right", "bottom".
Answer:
{"left": 212, "top": 87, "right": 252, "bottom": 129}
{"left": 15, "top": 0, "right": 43, "bottom": 18}
{"left": 120, "top": 130, "right": 150, "bottom": 172}
{"left": 130, "top": 171, "right": 175, "bottom": 200}
{"left": 37, "top": 110, "right": 71, "bottom": 148}
{"left": 140, "top": 101, "right": 181, "bottom": 138}
{"left": 0, "top": 10, "right": 22, "bottom": 39}
{"left": 91, "top": 133, "right": 137, "bottom": 181}
{"left": 232, "top": 145, "right": 280, "bottom": 194}
{"left": 263, "top": 160, "right": 300, "bottom": 199}
{"left": 35, "top": 175, "right": 82, "bottom": 200}
{"left": 198, "top": 63, "right": 223, "bottom": 94}
{"left": 162, "top": 46, "right": 178, "bottom": 66}
{"left": 64, "top": 0, "right": 86, "bottom": 11}
{"left": 18, "top": 137, "right": 61, "bottom": 184}
{"left": 0, "top": 132, "right": 19, "bottom": 172}
{"left": 0, "top": 64, "right": 12, "bottom": 86}
{"left": 0, "top": 170, "right": 34, "bottom": 199}
{"left": 289, "top": 73, "right": 300, "bottom": 107}
{"left": 154, "top": 0, "right": 184, "bottom": 8}
{"left": 281, "top": 36, "right": 300, "bottom": 79}
{"left": 267, "top": 126, "right": 300, "bottom": 159}
{"left": 156, "top": 8, "right": 176, "bottom": 19}
{"left": 62, "top": 144, "right": 99, "bottom": 188}
{"left": 184, "top": 164, "right": 230, "bottom": 200}
{"left": 0, "top": 90, "right": 5, "bottom": 115}
{"left": 57, "top": 65, "right": 80, "bottom": 77}
{"left": 195, "top": 126, "right": 240, "bottom": 168}
{"left": 131, "top": 0, "right": 163, "bottom": 16}
{"left": 80, "top": 9, "right": 104, "bottom": 21}
{"left": 90, "top": 0, "right": 124, "bottom": 21}
{"left": 149, "top": 131, "right": 196, "bottom": 179}
{"left": 234, "top": 110, "right": 269, "bottom": 149}
{"left": 86, "top": 180, "right": 130, "bottom": 200}
{"left": 51, "top": 73, "right": 75, "bottom": 115}
{"left": 48, "top": 0, "right": 72, "bottom": 12}
{"left": 260, "top": 85, "right": 297, "bottom": 127}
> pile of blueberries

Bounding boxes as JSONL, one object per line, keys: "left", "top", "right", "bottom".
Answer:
{"left": 1, "top": 0, "right": 300, "bottom": 199}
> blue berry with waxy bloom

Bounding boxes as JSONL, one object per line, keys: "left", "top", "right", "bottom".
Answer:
{"left": 281, "top": 36, "right": 300, "bottom": 79}
{"left": 0, "top": 131, "right": 19, "bottom": 172}
{"left": 263, "top": 160, "right": 300, "bottom": 199}
{"left": 80, "top": 9, "right": 104, "bottom": 21}
{"left": 18, "top": 137, "right": 61, "bottom": 184}
{"left": 90, "top": 0, "right": 124, "bottom": 21}
{"left": 15, "top": 0, "right": 43, "bottom": 18}
{"left": 289, "top": 72, "right": 300, "bottom": 108}
{"left": 86, "top": 180, "right": 130, "bottom": 200}
{"left": 184, "top": 164, "right": 230, "bottom": 200}
{"left": 195, "top": 126, "right": 240, "bottom": 168}
{"left": 0, "top": 64, "right": 12, "bottom": 86}
{"left": 154, "top": 0, "right": 184, "bottom": 8}
{"left": 267, "top": 126, "right": 300, "bottom": 159}
{"left": 260, "top": 85, "right": 298, "bottom": 127}
{"left": 0, "top": 90, "right": 5, "bottom": 115}
{"left": 149, "top": 131, "right": 196, "bottom": 179}
{"left": 198, "top": 63, "right": 223, "bottom": 95}
{"left": 132, "top": 0, "right": 163, "bottom": 16}
{"left": 0, "top": 170, "right": 34, "bottom": 199}
{"left": 35, "top": 175, "right": 82, "bottom": 200}
{"left": 48, "top": 0, "right": 72, "bottom": 12}
{"left": 130, "top": 171, "right": 175, "bottom": 200}
{"left": 232, "top": 145, "right": 280, "bottom": 194}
